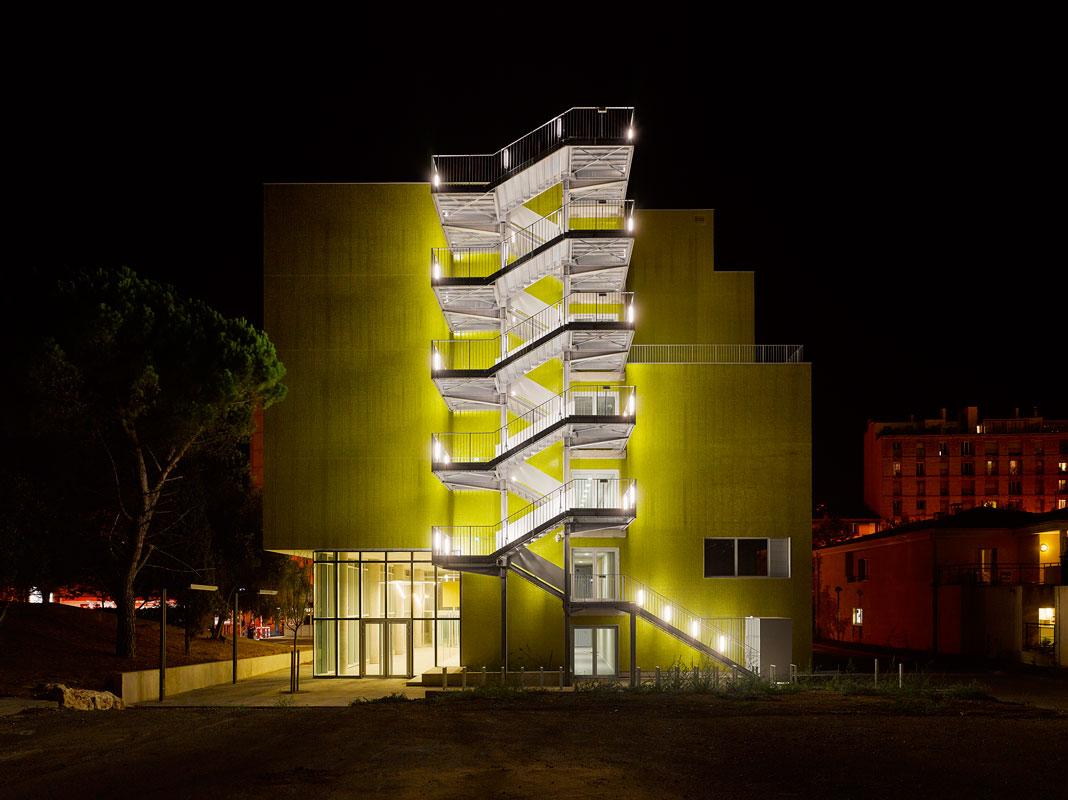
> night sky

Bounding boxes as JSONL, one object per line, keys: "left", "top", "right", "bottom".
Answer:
{"left": 20, "top": 33, "right": 1061, "bottom": 514}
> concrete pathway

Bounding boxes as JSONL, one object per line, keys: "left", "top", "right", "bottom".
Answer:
{"left": 143, "top": 664, "right": 426, "bottom": 707}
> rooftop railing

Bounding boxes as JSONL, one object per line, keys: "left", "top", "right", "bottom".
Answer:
{"left": 432, "top": 385, "right": 635, "bottom": 464}
{"left": 432, "top": 291, "right": 634, "bottom": 372}
{"left": 628, "top": 344, "right": 805, "bottom": 364}
{"left": 572, "top": 573, "right": 756, "bottom": 670}
{"left": 432, "top": 199, "right": 634, "bottom": 281}
{"left": 432, "top": 107, "right": 635, "bottom": 188}
{"left": 432, "top": 478, "right": 636, "bottom": 559}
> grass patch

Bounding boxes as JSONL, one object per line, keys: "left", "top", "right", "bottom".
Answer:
{"left": 806, "top": 672, "right": 992, "bottom": 701}
{"left": 576, "top": 670, "right": 802, "bottom": 700}
{"left": 353, "top": 692, "right": 415, "bottom": 705}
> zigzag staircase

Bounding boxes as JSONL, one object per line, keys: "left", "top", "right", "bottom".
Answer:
{"left": 427, "top": 107, "right": 755, "bottom": 679}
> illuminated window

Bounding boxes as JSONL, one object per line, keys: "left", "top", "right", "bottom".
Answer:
{"left": 1059, "top": 462, "right": 1068, "bottom": 474}
{"left": 1038, "top": 607, "right": 1055, "bottom": 623}
{"left": 986, "top": 460, "right": 997, "bottom": 476}
{"left": 1059, "top": 479, "right": 1067, "bottom": 494}
{"left": 892, "top": 462, "right": 902, "bottom": 477}
{"left": 703, "top": 538, "right": 790, "bottom": 578}
{"left": 1009, "top": 460, "right": 1021, "bottom": 476}
{"left": 939, "top": 442, "right": 948, "bottom": 456}
{"left": 1059, "top": 499, "right": 1067, "bottom": 510}
{"left": 852, "top": 608, "right": 863, "bottom": 625}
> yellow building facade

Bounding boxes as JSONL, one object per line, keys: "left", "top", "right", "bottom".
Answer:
{"left": 263, "top": 109, "right": 811, "bottom": 681}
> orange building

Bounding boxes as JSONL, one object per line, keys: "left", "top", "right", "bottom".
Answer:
{"left": 813, "top": 507, "right": 1067, "bottom": 665}
{"left": 863, "top": 406, "right": 1068, "bottom": 523}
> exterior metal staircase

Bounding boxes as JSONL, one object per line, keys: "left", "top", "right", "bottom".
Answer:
{"left": 431, "top": 385, "right": 636, "bottom": 492}
{"left": 431, "top": 107, "right": 635, "bottom": 247}
{"left": 431, "top": 479, "right": 637, "bottom": 572}
{"left": 431, "top": 291, "right": 635, "bottom": 412}
{"left": 431, "top": 199, "right": 635, "bottom": 332}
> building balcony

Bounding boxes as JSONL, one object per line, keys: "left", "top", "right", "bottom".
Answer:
{"left": 938, "top": 562, "right": 1063, "bottom": 586}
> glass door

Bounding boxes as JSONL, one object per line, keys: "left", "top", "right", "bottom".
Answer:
{"left": 361, "top": 620, "right": 413, "bottom": 677}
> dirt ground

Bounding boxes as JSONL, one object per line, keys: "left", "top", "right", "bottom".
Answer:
{"left": 0, "top": 603, "right": 299, "bottom": 696}
{"left": 1, "top": 692, "right": 1064, "bottom": 799}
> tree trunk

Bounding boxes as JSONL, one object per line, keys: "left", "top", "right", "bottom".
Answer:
{"left": 116, "top": 571, "right": 138, "bottom": 658}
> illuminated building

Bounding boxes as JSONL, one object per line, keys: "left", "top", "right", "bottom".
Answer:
{"left": 864, "top": 407, "right": 1068, "bottom": 523}
{"left": 814, "top": 507, "right": 1068, "bottom": 665}
{"left": 262, "top": 108, "right": 811, "bottom": 681}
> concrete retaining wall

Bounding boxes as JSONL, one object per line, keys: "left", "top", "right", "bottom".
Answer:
{"left": 117, "top": 648, "right": 310, "bottom": 703}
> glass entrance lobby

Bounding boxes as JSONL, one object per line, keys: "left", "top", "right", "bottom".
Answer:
{"left": 312, "top": 550, "right": 460, "bottom": 678}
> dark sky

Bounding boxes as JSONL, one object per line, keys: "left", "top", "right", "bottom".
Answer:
{"left": 20, "top": 32, "right": 1061, "bottom": 514}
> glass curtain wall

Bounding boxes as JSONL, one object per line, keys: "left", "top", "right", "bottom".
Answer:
{"left": 312, "top": 550, "right": 460, "bottom": 677}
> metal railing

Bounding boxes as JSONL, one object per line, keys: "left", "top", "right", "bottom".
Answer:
{"left": 432, "top": 386, "right": 635, "bottom": 464}
{"left": 432, "top": 291, "right": 634, "bottom": 372}
{"left": 628, "top": 344, "right": 805, "bottom": 364}
{"left": 572, "top": 573, "right": 756, "bottom": 669}
{"left": 432, "top": 107, "right": 634, "bottom": 187}
{"left": 938, "top": 562, "right": 1062, "bottom": 586}
{"left": 431, "top": 478, "right": 636, "bottom": 559}
{"left": 431, "top": 199, "right": 634, "bottom": 281}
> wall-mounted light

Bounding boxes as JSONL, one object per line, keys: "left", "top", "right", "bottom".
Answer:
{"left": 432, "top": 173, "right": 440, "bottom": 188}
{"left": 627, "top": 127, "right": 634, "bottom": 141}
{"left": 664, "top": 605, "right": 673, "bottom": 623}
{"left": 432, "top": 351, "right": 443, "bottom": 371}
{"left": 636, "top": 589, "right": 644, "bottom": 608}
{"left": 432, "top": 261, "right": 441, "bottom": 280}
{"left": 627, "top": 216, "right": 635, "bottom": 232}
{"left": 1040, "top": 542, "right": 1049, "bottom": 553}
{"left": 690, "top": 620, "right": 700, "bottom": 637}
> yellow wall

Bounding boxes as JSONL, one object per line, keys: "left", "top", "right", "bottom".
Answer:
{"left": 264, "top": 184, "right": 812, "bottom": 672}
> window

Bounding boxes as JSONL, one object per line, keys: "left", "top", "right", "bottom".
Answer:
{"left": 1036, "top": 480, "right": 1044, "bottom": 495}
{"left": 940, "top": 461, "right": 949, "bottom": 476}
{"left": 915, "top": 443, "right": 925, "bottom": 459}
{"left": 852, "top": 608, "right": 863, "bottom": 625}
{"left": 891, "top": 441, "right": 902, "bottom": 457}
{"left": 962, "top": 462, "right": 975, "bottom": 476}
{"left": 916, "top": 499, "right": 926, "bottom": 512}
{"left": 892, "top": 462, "right": 902, "bottom": 477}
{"left": 1059, "top": 498, "right": 1067, "bottom": 510}
{"left": 1034, "top": 441, "right": 1045, "bottom": 456}
{"left": 985, "top": 442, "right": 999, "bottom": 456}
{"left": 703, "top": 538, "right": 790, "bottom": 578}
{"left": 1009, "top": 460, "right": 1021, "bottom": 476}
{"left": 1008, "top": 481, "right": 1022, "bottom": 495}
{"left": 1059, "top": 479, "right": 1067, "bottom": 494}
{"left": 892, "top": 499, "right": 903, "bottom": 515}
{"left": 1059, "top": 462, "right": 1068, "bottom": 475}
{"left": 986, "top": 460, "right": 997, "bottom": 476}
{"left": 1060, "top": 441, "right": 1068, "bottom": 456}
{"left": 939, "top": 442, "right": 948, "bottom": 457}
{"left": 940, "top": 481, "right": 949, "bottom": 496}
{"left": 961, "top": 441, "right": 973, "bottom": 456}
{"left": 846, "top": 553, "right": 868, "bottom": 581}
{"left": 1036, "top": 460, "right": 1044, "bottom": 475}
{"left": 916, "top": 462, "right": 926, "bottom": 477}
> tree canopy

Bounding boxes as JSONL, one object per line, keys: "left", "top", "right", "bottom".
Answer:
{"left": 3, "top": 266, "right": 286, "bottom": 657}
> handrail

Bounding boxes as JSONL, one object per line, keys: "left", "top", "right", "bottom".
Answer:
{"left": 938, "top": 562, "right": 1062, "bottom": 586}
{"left": 432, "top": 107, "right": 634, "bottom": 187}
{"left": 432, "top": 199, "right": 635, "bottom": 281}
{"left": 431, "top": 478, "right": 636, "bottom": 559}
{"left": 432, "top": 386, "right": 636, "bottom": 464}
{"left": 431, "top": 291, "right": 634, "bottom": 372}
{"left": 572, "top": 573, "right": 757, "bottom": 669}
{"left": 629, "top": 344, "right": 805, "bottom": 364}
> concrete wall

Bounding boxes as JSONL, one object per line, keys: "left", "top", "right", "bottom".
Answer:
{"left": 116, "top": 649, "right": 309, "bottom": 704}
